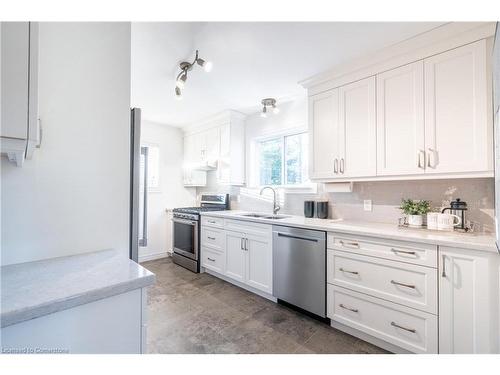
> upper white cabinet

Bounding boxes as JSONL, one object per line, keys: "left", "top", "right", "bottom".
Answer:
{"left": 308, "top": 90, "right": 340, "bottom": 179}
{"left": 309, "top": 76, "right": 376, "bottom": 180}
{"left": 339, "top": 76, "right": 376, "bottom": 178}
{"left": 377, "top": 61, "right": 425, "bottom": 176}
{"left": 0, "top": 22, "right": 40, "bottom": 167}
{"left": 424, "top": 40, "right": 491, "bottom": 175}
{"left": 439, "top": 246, "right": 499, "bottom": 354}
{"left": 183, "top": 111, "right": 245, "bottom": 187}
{"left": 305, "top": 24, "right": 494, "bottom": 182}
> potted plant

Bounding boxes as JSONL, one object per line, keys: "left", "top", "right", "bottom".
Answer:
{"left": 399, "top": 199, "right": 431, "bottom": 227}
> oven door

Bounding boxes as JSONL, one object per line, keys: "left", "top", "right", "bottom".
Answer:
{"left": 172, "top": 217, "right": 199, "bottom": 260}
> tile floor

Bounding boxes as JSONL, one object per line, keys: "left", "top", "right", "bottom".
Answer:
{"left": 142, "top": 257, "right": 388, "bottom": 354}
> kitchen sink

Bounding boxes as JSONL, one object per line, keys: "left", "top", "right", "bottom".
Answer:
{"left": 239, "top": 213, "right": 290, "bottom": 220}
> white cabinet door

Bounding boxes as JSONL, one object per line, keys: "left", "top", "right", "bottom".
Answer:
{"left": 1, "top": 22, "right": 30, "bottom": 140}
{"left": 308, "top": 89, "right": 340, "bottom": 179}
{"left": 245, "top": 233, "right": 273, "bottom": 294}
{"left": 424, "top": 40, "right": 491, "bottom": 174}
{"left": 377, "top": 61, "right": 425, "bottom": 176}
{"left": 439, "top": 247, "right": 499, "bottom": 354}
{"left": 225, "top": 231, "right": 246, "bottom": 283}
{"left": 339, "top": 76, "right": 377, "bottom": 178}
{"left": 204, "top": 127, "right": 220, "bottom": 163}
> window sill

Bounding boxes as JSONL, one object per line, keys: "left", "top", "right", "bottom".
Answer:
{"left": 244, "top": 184, "right": 317, "bottom": 195}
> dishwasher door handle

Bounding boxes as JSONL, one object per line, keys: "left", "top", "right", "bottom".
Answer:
{"left": 276, "top": 232, "right": 319, "bottom": 242}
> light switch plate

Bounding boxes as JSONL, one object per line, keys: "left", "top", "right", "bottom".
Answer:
{"left": 364, "top": 200, "right": 372, "bottom": 212}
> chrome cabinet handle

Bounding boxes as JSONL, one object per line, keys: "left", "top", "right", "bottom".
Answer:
{"left": 340, "top": 158, "right": 345, "bottom": 174}
{"left": 334, "top": 158, "right": 339, "bottom": 173}
{"left": 339, "top": 303, "right": 358, "bottom": 313}
{"left": 207, "top": 220, "right": 216, "bottom": 224}
{"left": 339, "top": 240, "right": 359, "bottom": 249}
{"left": 207, "top": 257, "right": 215, "bottom": 262}
{"left": 391, "top": 280, "right": 416, "bottom": 289}
{"left": 417, "top": 150, "right": 425, "bottom": 169}
{"left": 241, "top": 238, "right": 244, "bottom": 250}
{"left": 391, "top": 248, "right": 416, "bottom": 256}
{"left": 391, "top": 321, "right": 416, "bottom": 333}
{"left": 427, "top": 148, "right": 437, "bottom": 168}
{"left": 441, "top": 254, "right": 446, "bottom": 277}
{"left": 339, "top": 267, "right": 359, "bottom": 275}
{"left": 245, "top": 238, "right": 249, "bottom": 251}
{"left": 208, "top": 236, "right": 216, "bottom": 240}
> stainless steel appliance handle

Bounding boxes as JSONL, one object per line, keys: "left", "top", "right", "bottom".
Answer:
{"left": 172, "top": 218, "right": 197, "bottom": 226}
{"left": 139, "top": 146, "right": 148, "bottom": 247}
{"left": 391, "top": 248, "right": 416, "bottom": 255}
{"left": 339, "top": 267, "right": 359, "bottom": 275}
{"left": 277, "top": 232, "right": 319, "bottom": 243}
{"left": 391, "top": 280, "right": 416, "bottom": 289}
{"left": 339, "top": 303, "right": 358, "bottom": 313}
{"left": 391, "top": 321, "right": 416, "bottom": 333}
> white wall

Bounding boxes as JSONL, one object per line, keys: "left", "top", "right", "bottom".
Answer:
{"left": 139, "top": 120, "right": 196, "bottom": 262}
{"left": 1, "top": 22, "right": 132, "bottom": 266}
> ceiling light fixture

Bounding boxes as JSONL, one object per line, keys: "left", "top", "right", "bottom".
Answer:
{"left": 174, "top": 50, "right": 212, "bottom": 98}
{"left": 261, "top": 98, "right": 279, "bottom": 118}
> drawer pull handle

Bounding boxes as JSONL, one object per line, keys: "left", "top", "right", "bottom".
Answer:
{"left": 339, "top": 240, "right": 359, "bottom": 249}
{"left": 207, "top": 236, "right": 216, "bottom": 240}
{"left": 339, "top": 267, "right": 359, "bottom": 275}
{"left": 391, "top": 321, "right": 416, "bottom": 333}
{"left": 207, "top": 220, "right": 216, "bottom": 224}
{"left": 391, "top": 248, "right": 416, "bottom": 256}
{"left": 339, "top": 303, "right": 358, "bottom": 313}
{"left": 390, "top": 280, "right": 416, "bottom": 289}
{"left": 207, "top": 257, "right": 215, "bottom": 262}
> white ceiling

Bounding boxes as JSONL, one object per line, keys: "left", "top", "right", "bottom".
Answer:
{"left": 131, "top": 22, "right": 444, "bottom": 127}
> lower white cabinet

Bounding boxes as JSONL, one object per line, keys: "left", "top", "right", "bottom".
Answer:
{"left": 202, "top": 218, "right": 273, "bottom": 296}
{"left": 439, "top": 246, "right": 499, "bottom": 354}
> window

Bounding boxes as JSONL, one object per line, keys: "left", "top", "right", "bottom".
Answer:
{"left": 258, "top": 132, "right": 308, "bottom": 186}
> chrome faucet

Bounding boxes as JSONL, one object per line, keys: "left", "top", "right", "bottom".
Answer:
{"left": 260, "top": 186, "right": 280, "bottom": 215}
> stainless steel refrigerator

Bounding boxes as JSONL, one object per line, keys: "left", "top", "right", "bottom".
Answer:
{"left": 494, "top": 23, "right": 500, "bottom": 252}
{"left": 130, "top": 108, "right": 148, "bottom": 262}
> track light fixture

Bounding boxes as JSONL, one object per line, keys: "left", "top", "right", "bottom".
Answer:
{"left": 261, "top": 98, "right": 279, "bottom": 118}
{"left": 174, "top": 50, "right": 212, "bottom": 98}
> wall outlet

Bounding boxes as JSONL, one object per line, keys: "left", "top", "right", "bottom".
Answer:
{"left": 364, "top": 199, "right": 372, "bottom": 212}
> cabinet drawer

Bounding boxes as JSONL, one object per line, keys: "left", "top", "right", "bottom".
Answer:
{"left": 328, "top": 285, "right": 438, "bottom": 354}
{"left": 202, "top": 216, "right": 224, "bottom": 228}
{"left": 224, "top": 219, "right": 271, "bottom": 238}
{"left": 328, "top": 250, "right": 437, "bottom": 314}
{"left": 327, "top": 232, "right": 437, "bottom": 268}
{"left": 201, "top": 227, "right": 224, "bottom": 251}
{"left": 201, "top": 247, "right": 225, "bottom": 274}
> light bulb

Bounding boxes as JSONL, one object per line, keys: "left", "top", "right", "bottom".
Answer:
{"left": 203, "top": 61, "right": 213, "bottom": 72}
{"left": 175, "top": 87, "right": 182, "bottom": 100}
{"left": 176, "top": 73, "right": 187, "bottom": 89}
{"left": 272, "top": 106, "right": 280, "bottom": 114}
{"left": 260, "top": 111, "right": 267, "bottom": 118}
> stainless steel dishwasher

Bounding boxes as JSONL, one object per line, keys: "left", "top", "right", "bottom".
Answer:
{"left": 273, "top": 225, "right": 327, "bottom": 318}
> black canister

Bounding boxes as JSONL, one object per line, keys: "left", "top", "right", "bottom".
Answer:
{"left": 304, "top": 201, "right": 315, "bottom": 218}
{"left": 316, "top": 201, "right": 329, "bottom": 219}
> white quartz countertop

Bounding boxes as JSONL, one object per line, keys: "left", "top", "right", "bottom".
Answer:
{"left": 201, "top": 210, "right": 499, "bottom": 254}
{"left": 1, "top": 249, "right": 155, "bottom": 328}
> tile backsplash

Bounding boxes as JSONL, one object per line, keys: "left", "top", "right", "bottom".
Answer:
{"left": 197, "top": 175, "right": 495, "bottom": 233}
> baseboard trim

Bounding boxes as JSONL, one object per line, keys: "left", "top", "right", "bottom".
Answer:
{"left": 330, "top": 320, "right": 411, "bottom": 354}
{"left": 204, "top": 268, "right": 277, "bottom": 302}
{"left": 139, "top": 252, "right": 169, "bottom": 263}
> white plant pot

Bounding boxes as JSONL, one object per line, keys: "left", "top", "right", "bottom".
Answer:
{"left": 407, "top": 214, "right": 424, "bottom": 227}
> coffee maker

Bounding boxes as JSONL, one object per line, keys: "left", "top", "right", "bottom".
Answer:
{"left": 441, "top": 198, "right": 468, "bottom": 231}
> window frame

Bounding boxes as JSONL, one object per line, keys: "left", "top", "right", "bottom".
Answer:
{"left": 253, "top": 130, "right": 313, "bottom": 190}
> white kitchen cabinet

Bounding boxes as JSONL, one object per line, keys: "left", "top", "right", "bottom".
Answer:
{"left": 339, "top": 76, "right": 376, "bottom": 178}
{"left": 216, "top": 118, "right": 246, "bottom": 185}
{"left": 308, "top": 76, "right": 376, "bottom": 180}
{"left": 0, "top": 22, "right": 39, "bottom": 166}
{"left": 376, "top": 61, "right": 425, "bottom": 176}
{"left": 225, "top": 230, "right": 246, "bottom": 283}
{"left": 424, "top": 40, "right": 492, "bottom": 175}
{"left": 439, "top": 246, "right": 499, "bottom": 354}
{"left": 308, "top": 89, "right": 340, "bottom": 179}
{"left": 245, "top": 232, "right": 273, "bottom": 294}
{"left": 182, "top": 167, "right": 206, "bottom": 187}
{"left": 183, "top": 128, "right": 219, "bottom": 169}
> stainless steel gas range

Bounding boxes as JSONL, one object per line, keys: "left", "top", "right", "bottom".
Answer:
{"left": 172, "top": 194, "right": 229, "bottom": 272}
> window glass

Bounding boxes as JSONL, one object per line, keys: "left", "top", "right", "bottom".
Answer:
{"left": 259, "top": 138, "right": 282, "bottom": 186}
{"left": 285, "top": 133, "right": 308, "bottom": 185}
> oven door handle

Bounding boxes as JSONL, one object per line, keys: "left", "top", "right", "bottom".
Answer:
{"left": 172, "top": 218, "right": 198, "bottom": 226}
